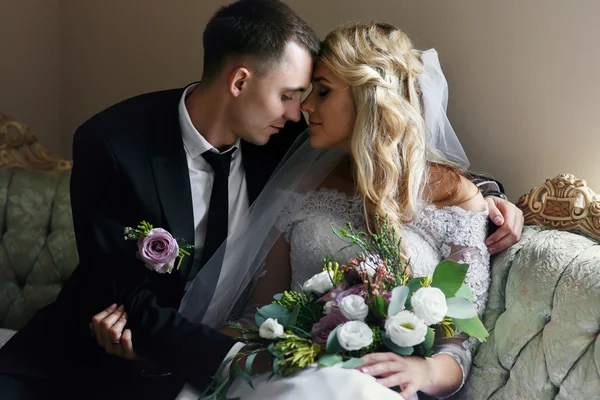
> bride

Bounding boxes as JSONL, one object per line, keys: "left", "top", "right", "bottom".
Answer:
{"left": 182, "top": 21, "right": 492, "bottom": 399}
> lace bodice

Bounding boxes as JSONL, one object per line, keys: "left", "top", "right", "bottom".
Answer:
{"left": 276, "top": 188, "right": 490, "bottom": 312}
{"left": 275, "top": 187, "right": 491, "bottom": 398}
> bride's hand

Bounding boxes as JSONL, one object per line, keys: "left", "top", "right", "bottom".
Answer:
{"left": 358, "top": 353, "right": 434, "bottom": 399}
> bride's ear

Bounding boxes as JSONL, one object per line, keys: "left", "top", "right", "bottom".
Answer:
{"left": 228, "top": 67, "right": 251, "bottom": 97}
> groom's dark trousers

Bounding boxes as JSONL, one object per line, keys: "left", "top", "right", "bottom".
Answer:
{"left": 0, "top": 86, "right": 306, "bottom": 399}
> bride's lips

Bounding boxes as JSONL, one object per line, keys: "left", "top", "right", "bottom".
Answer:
{"left": 308, "top": 122, "right": 322, "bottom": 128}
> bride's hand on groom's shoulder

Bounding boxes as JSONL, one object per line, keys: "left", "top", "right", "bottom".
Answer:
{"left": 89, "top": 303, "right": 142, "bottom": 361}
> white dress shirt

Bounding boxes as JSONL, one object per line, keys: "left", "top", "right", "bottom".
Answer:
{"left": 178, "top": 84, "right": 249, "bottom": 281}
{"left": 177, "top": 84, "right": 247, "bottom": 397}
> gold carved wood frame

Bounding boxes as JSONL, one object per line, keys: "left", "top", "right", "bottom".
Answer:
{"left": 0, "top": 113, "right": 72, "bottom": 171}
{"left": 518, "top": 173, "right": 600, "bottom": 242}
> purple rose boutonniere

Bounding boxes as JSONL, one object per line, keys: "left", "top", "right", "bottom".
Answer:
{"left": 124, "top": 221, "right": 193, "bottom": 274}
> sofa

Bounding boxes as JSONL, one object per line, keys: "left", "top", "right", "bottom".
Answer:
{"left": 0, "top": 113, "right": 599, "bottom": 398}
{"left": 0, "top": 113, "right": 76, "bottom": 342}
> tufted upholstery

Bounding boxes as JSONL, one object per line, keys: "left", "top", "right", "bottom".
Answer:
{"left": 459, "top": 225, "right": 600, "bottom": 399}
{"left": 0, "top": 167, "right": 78, "bottom": 330}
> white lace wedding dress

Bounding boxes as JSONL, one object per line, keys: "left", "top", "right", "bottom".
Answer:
{"left": 199, "top": 188, "right": 490, "bottom": 400}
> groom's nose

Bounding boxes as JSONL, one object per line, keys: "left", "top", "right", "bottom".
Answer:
{"left": 283, "top": 102, "right": 302, "bottom": 123}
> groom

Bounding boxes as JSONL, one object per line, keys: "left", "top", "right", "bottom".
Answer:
{"left": 0, "top": 1, "right": 319, "bottom": 399}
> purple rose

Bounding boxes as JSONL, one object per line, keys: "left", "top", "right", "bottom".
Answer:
{"left": 137, "top": 228, "right": 179, "bottom": 274}
{"left": 333, "top": 284, "right": 365, "bottom": 306}
{"left": 311, "top": 307, "right": 349, "bottom": 345}
{"left": 319, "top": 281, "right": 349, "bottom": 303}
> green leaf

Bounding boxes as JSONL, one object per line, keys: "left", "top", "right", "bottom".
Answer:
{"left": 286, "top": 306, "right": 301, "bottom": 328}
{"left": 245, "top": 351, "right": 259, "bottom": 378}
{"left": 375, "top": 295, "right": 387, "bottom": 314}
{"left": 273, "top": 293, "right": 284, "bottom": 301}
{"left": 405, "top": 278, "right": 424, "bottom": 308}
{"left": 423, "top": 327, "right": 435, "bottom": 350}
{"left": 267, "top": 343, "right": 278, "bottom": 357}
{"left": 446, "top": 297, "right": 477, "bottom": 319}
{"left": 326, "top": 326, "right": 342, "bottom": 353}
{"left": 342, "top": 358, "right": 364, "bottom": 369}
{"left": 453, "top": 317, "right": 489, "bottom": 342}
{"left": 232, "top": 362, "right": 254, "bottom": 389}
{"left": 454, "top": 283, "right": 473, "bottom": 302}
{"left": 296, "top": 302, "right": 324, "bottom": 333}
{"left": 255, "top": 304, "right": 291, "bottom": 327}
{"left": 318, "top": 353, "right": 343, "bottom": 368}
{"left": 381, "top": 331, "right": 414, "bottom": 356}
{"left": 431, "top": 260, "right": 469, "bottom": 297}
{"left": 388, "top": 286, "right": 409, "bottom": 317}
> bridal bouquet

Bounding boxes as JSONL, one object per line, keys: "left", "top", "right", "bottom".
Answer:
{"left": 204, "top": 217, "right": 488, "bottom": 399}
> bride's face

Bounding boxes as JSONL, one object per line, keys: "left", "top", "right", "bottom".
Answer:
{"left": 301, "top": 61, "right": 356, "bottom": 151}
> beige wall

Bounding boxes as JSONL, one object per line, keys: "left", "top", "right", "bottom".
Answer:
{"left": 7, "top": 0, "right": 600, "bottom": 200}
{"left": 0, "top": 0, "right": 61, "bottom": 155}
{"left": 58, "top": 0, "right": 217, "bottom": 156}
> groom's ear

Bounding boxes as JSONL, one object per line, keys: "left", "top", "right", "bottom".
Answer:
{"left": 228, "top": 67, "right": 251, "bottom": 97}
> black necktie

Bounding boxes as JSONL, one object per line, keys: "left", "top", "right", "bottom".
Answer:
{"left": 195, "top": 149, "right": 235, "bottom": 275}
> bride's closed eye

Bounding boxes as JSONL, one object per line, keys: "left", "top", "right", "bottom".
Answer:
{"left": 317, "top": 90, "right": 329, "bottom": 98}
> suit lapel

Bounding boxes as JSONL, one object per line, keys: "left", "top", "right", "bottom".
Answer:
{"left": 149, "top": 89, "right": 195, "bottom": 279}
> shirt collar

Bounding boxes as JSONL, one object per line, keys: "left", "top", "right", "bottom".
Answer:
{"left": 178, "top": 83, "right": 240, "bottom": 159}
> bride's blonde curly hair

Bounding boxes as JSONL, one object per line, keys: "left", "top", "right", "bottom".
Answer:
{"left": 320, "top": 22, "right": 461, "bottom": 259}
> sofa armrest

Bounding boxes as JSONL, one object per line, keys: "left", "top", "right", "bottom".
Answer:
{"left": 458, "top": 174, "right": 600, "bottom": 399}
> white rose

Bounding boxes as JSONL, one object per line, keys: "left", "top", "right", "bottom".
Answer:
{"left": 356, "top": 254, "right": 381, "bottom": 278}
{"left": 337, "top": 321, "right": 373, "bottom": 351}
{"left": 385, "top": 311, "right": 428, "bottom": 347}
{"left": 259, "top": 318, "right": 284, "bottom": 339}
{"left": 338, "top": 294, "right": 369, "bottom": 321}
{"left": 323, "top": 300, "right": 334, "bottom": 315}
{"left": 303, "top": 270, "right": 334, "bottom": 295}
{"left": 410, "top": 287, "right": 448, "bottom": 325}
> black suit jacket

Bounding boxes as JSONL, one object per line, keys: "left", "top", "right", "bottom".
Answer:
{"left": 0, "top": 86, "right": 305, "bottom": 395}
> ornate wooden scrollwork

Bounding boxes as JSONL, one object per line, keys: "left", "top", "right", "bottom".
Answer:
{"left": 0, "top": 113, "right": 72, "bottom": 171}
{"left": 518, "top": 173, "right": 600, "bottom": 242}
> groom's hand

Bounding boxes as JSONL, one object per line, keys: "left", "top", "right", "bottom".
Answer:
{"left": 485, "top": 196, "right": 524, "bottom": 255}
{"left": 90, "top": 303, "right": 141, "bottom": 361}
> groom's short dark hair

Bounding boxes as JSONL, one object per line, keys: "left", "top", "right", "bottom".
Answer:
{"left": 202, "top": 0, "right": 320, "bottom": 82}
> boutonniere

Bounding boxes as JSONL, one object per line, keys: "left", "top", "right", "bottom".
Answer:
{"left": 124, "top": 221, "right": 193, "bottom": 274}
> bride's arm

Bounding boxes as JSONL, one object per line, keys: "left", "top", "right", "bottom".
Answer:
{"left": 422, "top": 181, "right": 490, "bottom": 398}
{"left": 219, "top": 235, "right": 292, "bottom": 337}
{"left": 246, "top": 235, "right": 292, "bottom": 310}
{"left": 361, "top": 176, "right": 490, "bottom": 399}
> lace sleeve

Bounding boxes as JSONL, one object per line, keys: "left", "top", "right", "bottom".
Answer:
{"left": 429, "top": 205, "right": 491, "bottom": 398}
